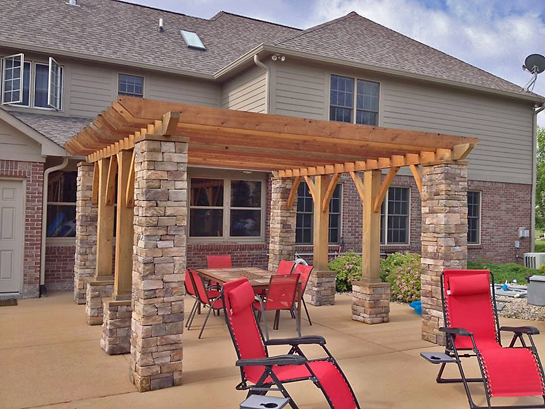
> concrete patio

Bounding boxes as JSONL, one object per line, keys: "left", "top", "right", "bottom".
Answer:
{"left": 2, "top": 292, "right": 545, "bottom": 409}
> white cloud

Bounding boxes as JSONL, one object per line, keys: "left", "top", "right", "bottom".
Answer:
{"left": 310, "top": 0, "right": 545, "bottom": 125}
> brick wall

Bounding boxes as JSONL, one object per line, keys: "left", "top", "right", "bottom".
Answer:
{"left": 0, "top": 160, "right": 43, "bottom": 298}
{"left": 45, "top": 245, "right": 75, "bottom": 291}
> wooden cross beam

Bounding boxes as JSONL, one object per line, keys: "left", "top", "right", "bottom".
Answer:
{"left": 373, "top": 167, "right": 400, "bottom": 213}
{"left": 286, "top": 176, "right": 301, "bottom": 209}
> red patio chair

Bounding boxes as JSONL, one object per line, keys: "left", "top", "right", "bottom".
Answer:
{"left": 187, "top": 268, "right": 222, "bottom": 339}
{"left": 254, "top": 274, "right": 300, "bottom": 339}
{"left": 184, "top": 269, "right": 201, "bottom": 328}
{"left": 222, "top": 278, "right": 360, "bottom": 409}
{"left": 276, "top": 259, "right": 296, "bottom": 275}
{"left": 207, "top": 254, "right": 233, "bottom": 268}
{"left": 421, "top": 269, "right": 545, "bottom": 409}
{"left": 293, "top": 264, "right": 313, "bottom": 326}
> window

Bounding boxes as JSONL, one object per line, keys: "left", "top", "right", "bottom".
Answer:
{"left": 468, "top": 191, "right": 481, "bottom": 244}
{"left": 180, "top": 30, "right": 206, "bottom": 50}
{"left": 330, "top": 74, "right": 379, "bottom": 126}
{"left": 118, "top": 74, "right": 144, "bottom": 98}
{"left": 1, "top": 53, "right": 63, "bottom": 109}
{"left": 189, "top": 177, "right": 264, "bottom": 239}
{"left": 47, "top": 171, "right": 77, "bottom": 238}
{"left": 295, "top": 183, "right": 342, "bottom": 245}
{"left": 380, "top": 187, "right": 410, "bottom": 245}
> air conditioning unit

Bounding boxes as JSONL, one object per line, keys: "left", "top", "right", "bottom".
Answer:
{"left": 524, "top": 253, "right": 545, "bottom": 269}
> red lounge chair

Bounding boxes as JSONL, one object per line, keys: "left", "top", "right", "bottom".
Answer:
{"left": 187, "top": 268, "right": 222, "bottom": 339}
{"left": 293, "top": 264, "right": 313, "bottom": 326}
{"left": 254, "top": 274, "right": 301, "bottom": 339}
{"left": 276, "top": 260, "right": 296, "bottom": 275}
{"left": 222, "top": 278, "right": 360, "bottom": 409}
{"left": 421, "top": 269, "right": 545, "bottom": 409}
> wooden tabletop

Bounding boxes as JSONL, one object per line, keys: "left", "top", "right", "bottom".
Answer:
{"left": 197, "top": 267, "right": 273, "bottom": 287}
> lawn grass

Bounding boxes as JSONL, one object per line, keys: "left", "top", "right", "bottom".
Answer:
{"left": 467, "top": 260, "right": 542, "bottom": 284}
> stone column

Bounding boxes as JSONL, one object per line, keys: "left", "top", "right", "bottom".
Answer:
{"left": 421, "top": 162, "right": 468, "bottom": 345}
{"left": 129, "top": 139, "right": 187, "bottom": 392}
{"left": 74, "top": 162, "right": 97, "bottom": 304}
{"left": 267, "top": 177, "right": 296, "bottom": 272}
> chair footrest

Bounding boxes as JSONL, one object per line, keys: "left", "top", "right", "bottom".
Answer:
{"left": 420, "top": 352, "right": 457, "bottom": 364}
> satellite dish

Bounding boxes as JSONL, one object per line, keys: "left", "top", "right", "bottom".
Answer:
{"left": 523, "top": 54, "right": 545, "bottom": 91}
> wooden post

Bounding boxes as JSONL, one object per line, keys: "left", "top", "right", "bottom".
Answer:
{"left": 95, "top": 157, "right": 115, "bottom": 278}
{"left": 114, "top": 149, "right": 134, "bottom": 299}
{"left": 362, "top": 170, "right": 382, "bottom": 282}
{"left": 312, "top": 175, "right": 330, "bottom": 271}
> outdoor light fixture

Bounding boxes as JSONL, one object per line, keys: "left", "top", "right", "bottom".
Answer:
{"left": 271, "top": 54, "right": 286, "bottom": 62}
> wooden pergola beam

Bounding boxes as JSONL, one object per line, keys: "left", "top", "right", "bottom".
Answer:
{"left": 287, "top": 176, "right": 301, "bottom": 209}
{"left": 105, "top": 155, "right": 118, "bottom": 206}
{"left": 373, "top": 167, "right": 400, "bottom": 213}
{"left": 410, "top": 165, "right": 423, "bottom": 195}
{"left": 321, "top": 172, "right": 341, "bottom": 213}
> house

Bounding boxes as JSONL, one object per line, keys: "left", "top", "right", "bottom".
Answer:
{"left": 0, "top": 0, "right": 541, "bottom": 299}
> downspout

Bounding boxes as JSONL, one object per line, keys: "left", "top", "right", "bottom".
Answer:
{"left": 40, "top": 157, "right": 69, "bottom": 296}
{"left": 253, "top": 54, "right": 270, "bottom": 114}
{"left": 531, "top": 103, "right": 545, "bottom": 252}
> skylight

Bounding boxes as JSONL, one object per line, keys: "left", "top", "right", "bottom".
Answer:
{"left": 180, "top": 30, "right": 206, "bottom": 50}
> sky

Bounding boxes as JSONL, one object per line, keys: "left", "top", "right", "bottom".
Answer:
{"left": 127, "top": 0, "right": 545, "bottom": 125}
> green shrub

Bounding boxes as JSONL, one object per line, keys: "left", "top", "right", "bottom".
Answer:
{"left": 467, "top": 259, "right": 541, "bottom": 284}
{"left": 380, "top": 253, "right": 421, "bottom": 303}
{"left": 535, "top": 240, "right": 545, "bottom": 253}
{"left": 329, "top": 252, "right": 362, "bottom": 292}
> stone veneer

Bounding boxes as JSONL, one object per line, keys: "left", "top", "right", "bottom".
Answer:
{"left": 421, "top": 163, "right": 468, "bottom": 345}
{"left": 129, "top": 140, "right": 187, "bottom": 392}
{"left": 267, "top": 177, "right": 296, "bottom": 272}
{"left": 73, "top": 162, "right": 98, "bottom": 304}
{"left": 101, "top": 299, "right": 132, "bottom": 354}
{"left": 306, "top": 271, "right": 336, "bottom": 306}
{"left": 352, "top": 282, "right": 390, "bottom": 324}
{"left": 85, "top": 279, "right": 114, "bottom": 325}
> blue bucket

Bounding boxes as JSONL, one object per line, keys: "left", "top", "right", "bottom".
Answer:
{"left": 410, "top": 300, "right": 422, "bottom": 316}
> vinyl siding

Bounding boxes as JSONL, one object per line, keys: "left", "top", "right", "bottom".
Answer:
{"left": 69, "top": 63, "right": 116, "bottom": 118}
{"left": 148, "top": 74, "right": 220, "bottom": 107}
{"left": 221, "top": 66, "right": 266, "bottom": 113}
{"left": 271, "top": 61, "right": 535, "bottom": 184}
{"left": 0, "top": 120, "right": 43, "bottom": 162}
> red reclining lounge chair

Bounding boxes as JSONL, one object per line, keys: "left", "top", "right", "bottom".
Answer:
{"left": 222, "top": 278, "right": 360, "bottom": 409}
{"left": 421, "top": 269, "right": 545, "bottom": 409}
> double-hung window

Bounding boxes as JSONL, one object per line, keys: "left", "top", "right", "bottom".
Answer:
{"left": 295, "top": 183, "right": 342, "bottom": 245}
{"left": 189, "top": 176, "right": 265, "bottom": 240}
{"left": 467, "top": 191, "right": 481, "bottom": 245}
{"left": 47, "top": 171, "right": 77, "bottom": 238}
{"left": 118, "top": 74, "right": 144, "bottom": 97}
{"left": 380, "top": 187, "right": 410, "bottom": 245}
{"left": 1, "top": 53, "right": 63, "bottom": 110}
{"left": 330, "top": 74, "right": 379, "bottom": 126}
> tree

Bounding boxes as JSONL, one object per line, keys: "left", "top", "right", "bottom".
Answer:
{"left": 536, "top": 127, "right": 545, "bottom": 230}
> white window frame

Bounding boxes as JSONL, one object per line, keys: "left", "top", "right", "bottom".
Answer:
{"left": 118, "top": 73, "right": 145, "bottom": 98}
{"left": 188, "top": 170, "right": 267, "bottom": 243}
{"left": 467, "top": 191, "right": 482, "bottom": 246}
{"left": 48, "top": 57, "right": 63, "bottom": 110}
{"left": 329, "top": 73, "right": 380, "bottom": 126}
{"left": 2, "top": 53, "right": 25, "bottom": 105}
{"left": 381, "top": 186, "right": 411, "bottom": 246}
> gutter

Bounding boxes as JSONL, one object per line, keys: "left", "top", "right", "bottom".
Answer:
{"left": 253, "top": 54, "right": 270, "bottom": 113}
{"left": 531, "top": 104, "right": 545, "bottom": 252}
{"left": 40, "top": 157, "right": 69, "bottom": 296}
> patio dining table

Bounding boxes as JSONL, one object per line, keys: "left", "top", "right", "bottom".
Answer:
{"left": 196, "top": 267, "right": 303, "bottom": 333}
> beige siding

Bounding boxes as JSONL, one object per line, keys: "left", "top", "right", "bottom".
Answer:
{"left": 271, "top": 61, "right": 535, "bottom": 184}
{"left": 69, "top": 63, "right": 116, "bottom": 118}
{"left": 148, "top": 74, "right": 220, "bottom": 107}
{"left": 221, "top": 66, "right": 266, "bottom": 113}
{"left": 0, "top": 120, "right": 43, "bottom": 162}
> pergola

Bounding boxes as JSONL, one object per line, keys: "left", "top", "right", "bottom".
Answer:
{"left": 66, "top": 96, "right": 478, "bottom": 392}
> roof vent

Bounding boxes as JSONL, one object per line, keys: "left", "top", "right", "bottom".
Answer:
{"left": 67, "top": 0, "right": 79, "bottom": 6}
{"left": 158, "top": 18, "right": 164, "bottom": 33}
{"left": 180, "top": 30, "right": 206, "bottom": 50}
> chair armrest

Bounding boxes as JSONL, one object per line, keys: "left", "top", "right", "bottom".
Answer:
{"left": 236, "top": 354, "right": 307, "bottom": 367}
{"left": 264, "top": 336, "right": 326, "bottom": 346}
{"left": 500, "top": 326, "right": 540, "bottom": 335}
{"left": 439, "top": 327, "right": 472, "bottom": 337}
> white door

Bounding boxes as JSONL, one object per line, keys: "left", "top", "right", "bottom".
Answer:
{"left": 0, "top": 180, "right": 23, "bottom": 293}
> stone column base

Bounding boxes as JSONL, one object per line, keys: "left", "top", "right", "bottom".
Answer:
{"left": 352, "top": 281, "right": 390, "bottom": 324}
{"left": 101, "top": 299, "right": 132, "bottom": 355}
{"left": 306, "top": 270, "right": 336, "bottom": 306}
{"left": 422, "top": 307, "right": 446, "bottom": 346}
{"left": 85, "top": 279, "right": 114, "bottom": 325}
{"left": 74, "top": 276, "right": 90, "bottom": 305}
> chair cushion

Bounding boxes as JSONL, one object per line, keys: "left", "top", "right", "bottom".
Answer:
{"left": 449, "top": 273, "right": 489, "bottom": 296}
{"left": 228, "top": 281, "right": 255, "bottom": 314}
{"left": 479, "top": 346, "right": 544, "bottom": 397}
